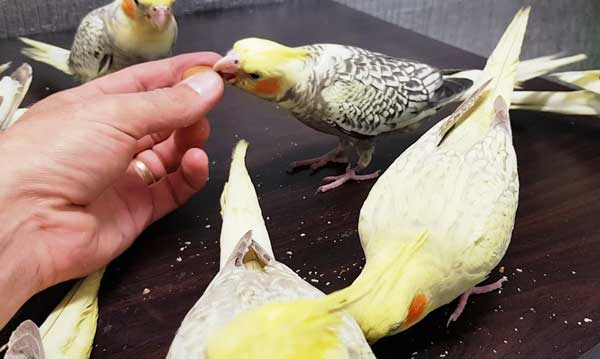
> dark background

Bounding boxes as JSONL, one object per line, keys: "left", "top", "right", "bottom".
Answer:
{"left": 1, "top": 0, "right": 600, "bottom": 358}
{"left": 1, "top": 0, "right": 599, "bottom": 69}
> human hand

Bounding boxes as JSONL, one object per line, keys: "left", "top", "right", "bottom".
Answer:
{"left": 0, "top": 53, "right": 224, "bottom": 327}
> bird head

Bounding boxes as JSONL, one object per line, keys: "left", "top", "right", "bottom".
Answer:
{"left": 205, "top": 300, "right": 346, "bottom": 359}
{"left": 213, "top": 38, "right": 311, "bottom": 101}
{"left": 121, "top": 0, "right": 176, "bottom": 31}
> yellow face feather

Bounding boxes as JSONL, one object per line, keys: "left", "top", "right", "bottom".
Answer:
{"left": 121, "top": 0, "right": 176, "bottom": 31}
{"left": 206, "top": 300, "right": 346, "bottom": 359}
{"left": 229, "top": 38, "right": 312, "bottom": 100}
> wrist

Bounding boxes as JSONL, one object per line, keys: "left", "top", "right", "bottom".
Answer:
{"left": 0, "top": 197, "right": 47, "bottom": 329}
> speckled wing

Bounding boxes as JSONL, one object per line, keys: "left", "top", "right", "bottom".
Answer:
{"left": 320, "top": 46, "right": 445, "bottom": 137}
{"left": 167, "top": 233, "right": 373, "bottom": 359}
{"left": 68, "top": 5, "right": 116, "bottom": 82}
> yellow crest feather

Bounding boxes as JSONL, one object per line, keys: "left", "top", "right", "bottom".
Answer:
{"left": 232, "top": 38, "right": 310, "bottom": 73}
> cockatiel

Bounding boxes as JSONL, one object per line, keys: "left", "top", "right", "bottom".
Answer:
{"left": 214, "top": 38, "right": 587, "bottom": 193}
{"left": 167, "top": 141, "right": 373, "bottom": 358}
{"left": 214, "top": 38, "right": 473, "bottom": 192}
{"left": 20, "top": 0, "right": 177, "bottom": 82}
{"left": 324, "top": 8, "right": 528, "bottom": 342}
{"left": 1, "top": 270, "right": 105, "bottom": 359}
{"left": 0, "top": 63, "right": 32, "bottom": 131}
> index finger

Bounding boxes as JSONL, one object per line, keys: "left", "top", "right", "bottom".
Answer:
{"left": 60, "top": 52, "right": 223, "bottom": 100}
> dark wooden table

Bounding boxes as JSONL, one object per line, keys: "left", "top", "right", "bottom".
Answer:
{"left": 2, "top": 1, "right": 600, "bottom": 358}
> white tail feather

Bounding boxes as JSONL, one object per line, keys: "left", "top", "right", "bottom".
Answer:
{"left": 0, "top": 62, "right": 11, "bottom": 76}
{"left": 449, "top": 52, "right": 586, "bottom": 97}
{"left": 219, "top": 140, "right": 273, "bottom": 269}
{"left": 551, "top": 70, "right": 600, "bottom": 94}
{"left": 511, "top": 90, "right": 600, "bottom": 115}
{"left": 516, "top": 53, "right": 587, "bottom": 84}
{"left": 19, "top": 37, "right": 73, "bottom": 75}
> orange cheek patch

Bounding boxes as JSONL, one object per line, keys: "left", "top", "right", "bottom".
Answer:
{"left": 122, "top": 0, "right": 136, "bottom": 18}
{"left": 404, "top": 293, "right": 428, "bottom": 328}
{"left": 255, "top": 79, "right": 280, "bottom": 94}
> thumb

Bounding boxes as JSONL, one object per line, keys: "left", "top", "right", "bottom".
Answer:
{"left": 95, "top": 68, "right": 224, "bottom": 139}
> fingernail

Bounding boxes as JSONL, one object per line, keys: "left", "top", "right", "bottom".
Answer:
{"left": 180, "top": 68, "right": 223, "bottom": 95}
{"left": 182, "top": 65, "right": 213, "bottom": 79}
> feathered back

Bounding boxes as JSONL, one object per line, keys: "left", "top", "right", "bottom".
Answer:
{"left": 219, "top": 140, "right": 273, "bottom": 269}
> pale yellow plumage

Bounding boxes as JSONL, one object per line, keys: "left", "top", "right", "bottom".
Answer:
{"left": 40, "top": 269, "right": 105, "bottom": 359}
{"left": 168, "top": 141, "right": 374, "bottom": 359}
{"left": 512, "top": 90, "right": 600, "bottom": 115}
{"left": 509, "top": 69, "right": 600, "bottom": 115}
{"left": 451, "top": 53, "right": 587, "bottom": 95}
{"left": 552, "top": 69, "right": 600, "bottom": 94}
{"left": 329, "top": 8, "right": 529, "bottom": 343}
{"left": 219, "top": 140, "right": 273, "bottom": 268}
{"left": 206, "top": 300, "right": 347, "bottom": 359}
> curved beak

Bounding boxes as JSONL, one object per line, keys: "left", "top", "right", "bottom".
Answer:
{"left": 149, "top": 6, "right": 172, "bottom": 31}
{"left": 213, "top": 51, "right": 241, "bottom": 84}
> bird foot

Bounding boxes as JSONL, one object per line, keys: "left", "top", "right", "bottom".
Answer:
{"left": 316, "top": 168, "right": 381, "bottom": 193}
{"left": 288, "top": 153, "right": 348, "bottom": 172}
{"left": 446, "top": 276, "right": 508, "bottom": 327}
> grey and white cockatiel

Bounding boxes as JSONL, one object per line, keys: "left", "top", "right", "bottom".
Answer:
{"left": 166, "top": 141, "right": 374, "bottom": 358}
{"left": 213, "top": 39, "right": 473, "bottom": 192}
{"left": 213, "top": 38, "right": 587, "bottom": 192}
{"left": 19, "top": 0, "right": 177, "bottom": 83}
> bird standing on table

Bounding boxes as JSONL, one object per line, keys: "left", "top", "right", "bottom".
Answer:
{"left": 167, "top": 141, "right": 373, "bottom": 358}
{"left": 324, "top": 7, "right": 528, "bottom": 342}
{"left": 214, "top": 38, "right": 473, "bottom": 192}
{"left": 20, "top": 0, "right": 178, "bottom": 83}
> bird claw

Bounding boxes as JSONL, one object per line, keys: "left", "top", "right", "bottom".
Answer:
{"left": 446, "top": 276, "right": 508, "bottom": 327}
{"left": 288, "top": 154, "right": 348, "bottom": 173}
{"left": 317, "top": 169, "right": 381, "bottom": 193}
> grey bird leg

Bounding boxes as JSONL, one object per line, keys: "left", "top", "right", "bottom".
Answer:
{"left": 446, "top": 276, "right": 508, "bottom": 327}
{"left": 289, "top": 141, "right": 349, "bottom": 171}
{"left": 317, "top": 141, "right": 380, "bottom": 193}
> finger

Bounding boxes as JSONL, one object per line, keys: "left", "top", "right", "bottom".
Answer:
{"left": 70, "top": 52, "right": 221, "bottom": 97}
{"left": 135, "top": 130, "right": 173, "bottom": 153}
{"left": 90, "top": 68, "right": 223, "bottom": 139}
{"left": 149, "top": 148, "right": 210, "bottom": 221}
{"left": 136, "top": 117, "right": 210, "bottom": 176}
{"left": 27, "top": 53, "right": 222, "bottom": 115}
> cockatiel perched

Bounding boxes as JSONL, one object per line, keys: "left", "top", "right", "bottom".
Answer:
{"left": 20, "top": 0, "right": 177, "bottom": 82}
{"left": 167, "top": 141, "right": 373, "bottom": 358}
{"left": 0, "top": 63, "right": 32, "bottom": 131}
{"left": 324, "top": 8, "right": 528, "bottom": 342}
{"left": 214, "top": 38, "right": 473, "bottom": 192}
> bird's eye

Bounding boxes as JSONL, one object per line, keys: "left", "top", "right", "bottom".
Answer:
{"left": 249, "top": 73, "right": 261, "bottom": 80}
{"left": 134, "top": 0, "right": 140, "bottom": 6}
